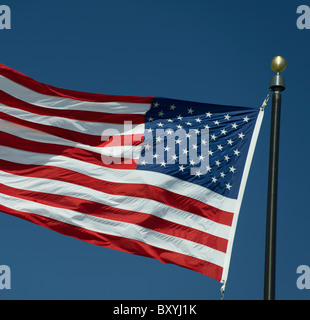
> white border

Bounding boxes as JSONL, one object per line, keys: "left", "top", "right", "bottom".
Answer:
{"left": 220, "top": 108, "right": 264, "bottom": 283}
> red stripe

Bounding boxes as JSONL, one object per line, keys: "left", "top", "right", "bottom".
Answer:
{"left": 0, "top": 131, "right": 140, "bottom": 170}
{"left": 0, "top": 90, "right": 146, "bottom": 124}
{"left": 101, "top": 133, "right": 144, "bottom": 147}
{"left": 0, "top": 111, "right": 145, "bottom": 147}
{"left": 0, "top": 204, "right": 223, "bottom": 281}
{"left": 0, "top": 183, "right": 228, "bottom": 253}
{"left": 0, "top": 159, "right": 234, "bottom": 226}
{"left": 0, "top": 64, "right": 154, "bottom": 103}
{"left": 0, "top": 111, "right": 111, "bottom": 146}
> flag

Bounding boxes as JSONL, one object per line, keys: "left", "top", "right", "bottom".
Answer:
{"left": 0, "top": 64, "right": 263, "bottom": 284}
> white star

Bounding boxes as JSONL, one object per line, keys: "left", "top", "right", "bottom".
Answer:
{"left": 206, "top": 112, "right": 212, "bottom": 118}
{"left": 206, "top": 165, "right": 211, "bottom": 172}
{"left": 215, "top": 160, "right": 221, "bottom": 167}
{"left": 153, "top": 102, "right": 160, "bottom": 108}
{"left": 160, "top": 161, "right": 166, "bottom": 167}
{"left": 157, "top": 122, "right": 164, "bottom": 127}
{"left": 179, "top": 165, "right": 185, "bottom": 172}
{"left": 221, "top": 129, "right": 227, "bottom": 135}
{"left": 187, "top": 108, "right": 194, "bottom": 114}
{"left": 182, "top": 149, "right": 189, "bottom": 155}
{"left": 226, "top": 183, "right": 232, "bottom": 190}
{"left": 238, "top": 132, "right": 245, "bottom": 139}
{"left": 167, "top": 119, "right": 174, "bottom": 123}
{"left": 234, "top": 149, "right": 240, "bottom": 156}
{"left": 144, "top": 144, "right": 151, "bottom": 150}
{"left": 204, "top": 124, "right": 210, "bottom": 130}
{"left": 170, "top": 104, "right": 176, "bottom": 110}
{"left": 217, "top": 144, "right": 223, "bottom": 151}
{"left": 214, "top": 120, "right": 220, "bottom": 126}
{"left": 190, "top": 159, "right": 196, "bottom": 166}
{"left": 148, "top": 117, "right": 154, "bottom": 122}
{"left": 153, "top": 153, "right": 159, "bottom": 159}
{"left": 195, "top": 117, "right": 202, "bottom": 123}
{"left": 201, "top": 139, "right": 207, "bottom": 145}
{"left": 232, "top": 123, "right": 238, "bottom": 129}
{"left": 227, "top": 139, "right": 233, "bottom": 146}
{"left": 243, "top": 116, "right": 250, "bottom": 122}
{"left": 185, "top": 133, "right": 191, "bottom": 139}
{"left": 220, "top": 172, "right": 226, "bottom": 178}
{"left": 177, "top": 124, "right": 183, "bottom": 129}
{"left": 195, "top": 170, "right": 202, "bottom": 178}
{"left": 177, "top": 115, "right": 183, "bottom": 120}
{"left": 194, "top": 129, "right": 200, "bottom": 135}
{"left": 156, "top": 136, "right": 162, "bottom": 143}
{"left": 147, "top": 128, "right": 153, "bottom": 133}
{"left": 199, "top": 155, "right": 205, "bottom": 161}
{"left": 166, "top": 129, "right": 173, "bottom": 135}
{"left": 186, "top": 122, "right": 192, "bottom": 126}
{"left": 164, "top": 146, "right": 170, "bottom": 152}
{"left": 141, "top": 160, "right": 147, "bottom": 165}
{"left": 229, "top": 166, "right": 236, "bottom": 173}
{"left": 175, "top": 138, "right": 182, "bottom": 144}
{"left": 158, "top": 110, "right": 164, "bottom": 117}
{"left": 172, "top": 154, "right": 178, "bottom": 161}
{"left": 208, "top": 150, "right": 214, "bottom": 156}
{"left": 211, "top": 134, "right": 217, "bottom": 141}
{"left": 224, "top": 114, "right": 231, "bottom": 120}
{"left": 192, "top": 144, "right": 198, "bottom": 150}
{"left": 224, "top": 155, "right": 230, "bottom": 162}
{"left": 211, "top": 176, "right": 217, "bottom": 183}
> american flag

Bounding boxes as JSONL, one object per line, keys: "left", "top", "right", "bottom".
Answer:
{"left": 0, "top": 64, "right": 263, "bottom": 284}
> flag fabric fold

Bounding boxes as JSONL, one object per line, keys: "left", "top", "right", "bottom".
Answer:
{"left": 0, "top": 64, "right": 263, "bottom": 284}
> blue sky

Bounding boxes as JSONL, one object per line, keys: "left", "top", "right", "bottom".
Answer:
{"left": 0, "top": 0, "right": 309, "bottom": 300}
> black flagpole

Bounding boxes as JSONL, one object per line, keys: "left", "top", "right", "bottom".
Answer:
{"left": 264, "top": 56, "right": 286, "bottom": 300}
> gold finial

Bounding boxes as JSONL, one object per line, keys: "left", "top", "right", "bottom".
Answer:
{"left": 270, "top": 56, "right": 287, "bottom": 74}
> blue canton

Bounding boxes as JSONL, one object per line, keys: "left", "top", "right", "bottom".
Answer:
{"left": 136, "top": 97, "right": 260, "bottom": 199}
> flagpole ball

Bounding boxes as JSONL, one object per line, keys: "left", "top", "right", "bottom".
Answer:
{"left": 270, "top": 56, "right": 286, "bottom": 92}
{"left": 270, "top": 56, "right": 287, "bottom": 74}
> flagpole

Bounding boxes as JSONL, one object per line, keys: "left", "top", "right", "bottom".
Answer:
{"left": 264, "top": 56, "right": 286, "bottom": 300}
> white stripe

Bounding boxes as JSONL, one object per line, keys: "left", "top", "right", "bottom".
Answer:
{"left": 0, "top": 192, "right": 226, "bottom": 267}
{"left": 0, "top": 119, "right": 142, "bottom": 159}
{"left": 0, "top": 104, "right": 145, "bottom": 136}
{"left": 0, "top": 75, "right": 151, "bottom": 114}
{"left": 92, "top": 145, "right": 142, "bottom": 159}
{"left": 0, "top": 170, "right": 231, "bottom": 240}
{"left": 0, "top": 145, "right": 237, "bottom": 213}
